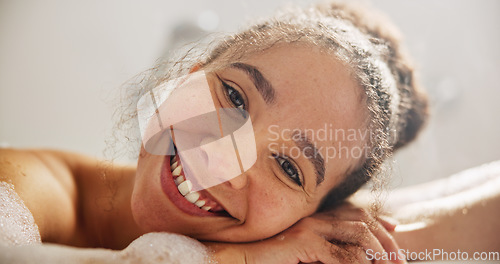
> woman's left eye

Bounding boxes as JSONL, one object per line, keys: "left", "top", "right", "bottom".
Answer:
{"left": 221, "top": 80, "right": 247, "bottom": 114}
{"left": 274, "top": 155, "right": 303, "bottom": 187}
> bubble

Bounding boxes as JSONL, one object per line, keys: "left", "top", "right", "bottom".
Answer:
{"left": 122, "top": 232, "right": 211, "bottom": 264}
{"left": 0, "top": 182, "right": 41, "bottom": 246}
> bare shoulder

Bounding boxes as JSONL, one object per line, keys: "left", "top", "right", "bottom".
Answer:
{"left": 0, "top": 148, "right": 94, "bottom": 243}
{"left": 0, "top": 148, "right": 137, "bottom": 246}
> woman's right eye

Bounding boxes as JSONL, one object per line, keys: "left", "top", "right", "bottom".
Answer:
{"left": 221, "top": 80, "right": 247, "bottom": 117}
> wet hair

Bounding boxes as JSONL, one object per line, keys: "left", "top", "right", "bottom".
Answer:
{"left": 114, "top": 0, "right": 428, "bottom": 212}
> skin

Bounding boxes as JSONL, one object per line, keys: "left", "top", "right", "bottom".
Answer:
{"left": 0, "top": 44, "right": 369, "bottom": 247}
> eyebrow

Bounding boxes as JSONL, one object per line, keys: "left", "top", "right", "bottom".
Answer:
{"left": 229, "top": 62, "right": 276, "bottom": 105}
{"left": 292, "top": 131, "right": 325, "bottom": 187}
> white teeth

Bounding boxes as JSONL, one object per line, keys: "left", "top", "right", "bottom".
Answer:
{"left": 184, "top": 192, "right": 200, "bottom": 203}
{"left": 172, "top": 165, "right": 182, "bottom": 176}
{"left": 174, "top": 175, "right": 185, "bottom": 185}
{"left": 195, "top": 200, "right": 205, "bottom": 207}
{"left": 177, "top": 180, "right": 192, "bottom": 196}
{"left": 170, "top": 158, "right": 207, "bottom": 209}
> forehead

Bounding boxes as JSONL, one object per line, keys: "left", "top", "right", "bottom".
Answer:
{"left": 243, "top": 44, "right": 367, "bottom": 135}
{"left": 243, "top": 44, "right": 365, "bottom": 122}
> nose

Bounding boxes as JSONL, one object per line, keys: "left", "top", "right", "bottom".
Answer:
{"left": 227, "top": 173, "right": 248, "bottom": 190}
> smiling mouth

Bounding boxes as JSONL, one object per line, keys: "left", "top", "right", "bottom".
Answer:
{"left": 160, "top": 145, "right": 232, "bottom": 218}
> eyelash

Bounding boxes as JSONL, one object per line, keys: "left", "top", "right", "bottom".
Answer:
{"left": 221, "top": 80, "right": 247, "bottom": 117}
{"left": 273, "top": 154, "right": 303, "bottom": 187}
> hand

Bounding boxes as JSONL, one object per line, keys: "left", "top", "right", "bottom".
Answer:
{"left": 208, "top": 202, "right": 406, "bottom": 264}
{"left": 299, "top": 202, "right": 406, "bottom": 264}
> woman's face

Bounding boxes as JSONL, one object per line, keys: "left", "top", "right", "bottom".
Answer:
{"left": 131, "top": 45, "right": 368, "bottom": 242}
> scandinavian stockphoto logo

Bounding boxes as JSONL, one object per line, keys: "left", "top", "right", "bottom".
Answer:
{"left": 137, "top": 71, "right": 257, "bottom": 192}
{"left": 266, "top": 124, "right": 385, "bottom": 161}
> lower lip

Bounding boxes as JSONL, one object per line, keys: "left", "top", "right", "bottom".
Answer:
{"left": 159, "top": 155, "right": 219, "bottom": 217}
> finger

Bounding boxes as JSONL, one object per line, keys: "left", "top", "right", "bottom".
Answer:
{"left": 343, "top": 244, "right": 372, "bottom": 264}
{"left": 295, "top": 236, "right": 343, "bottom": 264}
{"left": 368, "top": 220, "right": 406, "bottom": 264}
{"left": 317, "top": 241, "right": 371, "bottom": 264}
{"left": 336, "top": 221, "right": 390, "bottom": 264}
{"left": 309, "top": 219, "right": 389, "bottom": 264}
{"left": 376, "top": 215, "right": 399, "bottom": 231}
{"left": 348, "top": 219, "right": 405, "bottom": 264}
{"left": 318, "top": 210, "right": 405, "bottom": 264}
{"left": 293, "top": 219, "right": 367, "bottom": 264}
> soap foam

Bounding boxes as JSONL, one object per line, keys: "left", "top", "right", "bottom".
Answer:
{"left": 122, "top": 232, "right": 214, "bottom": 264}
{"left": 0, "top": 181, "right": 41, "bottom": 246}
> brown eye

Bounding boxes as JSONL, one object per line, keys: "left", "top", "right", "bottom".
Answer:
{"left": 223, "top": 81, "right": 244, "bottom": 107}
{"left": 274, "top": 155, "right": 302, "bottom": 186}
{"left": 222, "top": 80, "right": 247, "bottom": 117}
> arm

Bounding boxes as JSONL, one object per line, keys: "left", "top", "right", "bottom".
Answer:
{"left": 386, "top": 161, "right": 500, "bottom": 212}
{"left": 391, "top": 165, "right": 500, "bottom": 257}
{"left": 360, "top": 161, "right": 500, "bottom": 260}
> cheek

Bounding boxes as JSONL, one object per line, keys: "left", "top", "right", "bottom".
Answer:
{"left": 130, "top": 168, "right": 165, "bottom": 231}
{"left": 131, "top": 152, "right": 172, "bottom": 232}
{"left": 244, "top": 185, "right": 307, "bottom": 237}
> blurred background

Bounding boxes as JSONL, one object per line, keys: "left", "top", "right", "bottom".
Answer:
{"left": 0, "top": 0, "right": 499, "bottom": 187}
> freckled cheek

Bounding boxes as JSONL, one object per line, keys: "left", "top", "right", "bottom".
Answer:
{"left": 248, "top": 189, "right": 302, "bottom": 232}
